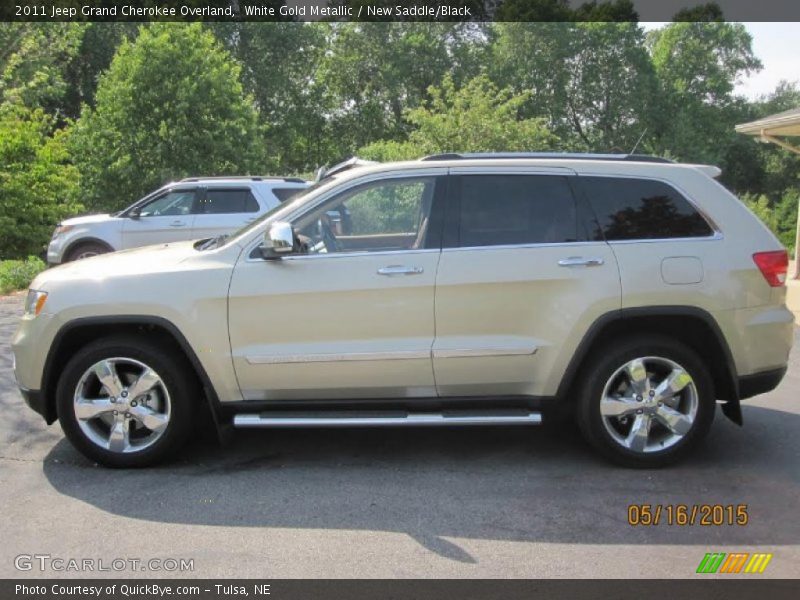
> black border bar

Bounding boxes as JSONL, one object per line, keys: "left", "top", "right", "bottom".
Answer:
{"left": 3, "top": 1, "right": 800, "bottom": 22}
{"left": 4, "top": 579, "right": 800, "bottom": 600}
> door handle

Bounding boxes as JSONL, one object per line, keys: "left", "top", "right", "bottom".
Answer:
{"left": 170, "top": 220, "right": 187, "bottom": 227}
{"left": 558, "top": 257, "right": 604, "bottom": 267}
{"left": 377, "top": 265, "right": 424, "bottom": 276}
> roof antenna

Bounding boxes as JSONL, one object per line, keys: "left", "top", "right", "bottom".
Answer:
{"left": 629, "top": 128, "right": 648, "bottom": 155}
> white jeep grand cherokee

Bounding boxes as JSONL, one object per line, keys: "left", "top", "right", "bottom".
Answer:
{"left": 13, "top": 153, "right": 794, "bottom": 468}
{"left": 46, "top": 176, "right": 309, "bottom": 264}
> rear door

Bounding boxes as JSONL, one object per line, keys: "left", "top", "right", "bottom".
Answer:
{"left": 432, "top": 167, "right": 622, "bottom": 399}
{"left": 121, "top": 187, "right": 198, "bottom": 249}
{"left": 191, "top": 187, "right": 262, "bottom": 240}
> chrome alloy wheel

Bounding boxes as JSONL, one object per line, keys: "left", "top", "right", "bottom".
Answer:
{"left": 73, "top": 357, "right": 171, "bottom": 454}
{"left": 74, "top": 250, "right": 99, "bottom": 260}
{"left": 599, "top": 356, "right": 698, "bottom": 453}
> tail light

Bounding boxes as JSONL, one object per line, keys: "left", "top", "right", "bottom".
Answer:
{"left": 752, "top": 250, "right": 788, "bottom": 287}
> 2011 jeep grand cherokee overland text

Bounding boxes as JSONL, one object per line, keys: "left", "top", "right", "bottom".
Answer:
{"left": 12, "top": 153, "right": 794, "bottom": 468}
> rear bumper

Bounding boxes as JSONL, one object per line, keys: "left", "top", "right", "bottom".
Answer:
{"left": 738, "top": 366, "right": 787, "bottom": 400}
{"left": 19, "top": 386, "right": 56, "bottom": 424}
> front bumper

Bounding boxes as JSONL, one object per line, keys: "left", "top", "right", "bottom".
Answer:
{"left": 46, "top": 238, "right": 64, "bottom": 265}
{"left": 18, "top": 386, "right": 55, "bottom": 424}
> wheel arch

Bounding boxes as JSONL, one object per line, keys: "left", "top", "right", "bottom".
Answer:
{"left": 41, "top": 316, "right": 224, "bottom": 433}
{"left": 556, "top": 306, "right": 742, "bottom": 425}
{"left": 63, "top": 237, "right": 115, "bottom": 260}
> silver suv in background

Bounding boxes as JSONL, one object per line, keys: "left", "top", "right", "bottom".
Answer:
{"left": 47, "top": 176, "right": 309, "bottom": 264}
{"left": 13, "top": 153, "right": 793, "bottom": 468}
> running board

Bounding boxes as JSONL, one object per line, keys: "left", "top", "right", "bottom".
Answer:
{"left": 233, "top": 410, "right": 542, "bottom": 428}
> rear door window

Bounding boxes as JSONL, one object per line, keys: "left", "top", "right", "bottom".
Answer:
{"left": 580, "top": 177, "right": 713, "bottom": 240}
{"left": 452, "top": 175, "right": 578, "bottom": 248}
{"left": 202, "top": 189, "right": 260, "bottom": 214}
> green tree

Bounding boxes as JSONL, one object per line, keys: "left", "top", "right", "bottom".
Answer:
{"left": 672, "top": 2, "right": 725, "bottom": 22}
{"left": 71, "top": 23, "right": 267, "bottom": 212}
{"left": 0, "top": 23, "right": 86, "bottom": 117}
{"left": 647, "top": 22, "right": 761, "bottom": 168}
{"left": 0, "top": 104, "right": 82, "bottom": 259}
{"left": 492, "top": 22, "right": 657, "bottom": 152}
{"left": 210, "top": 22, "right": 328, "bottom": 171}
{"left": 495, "top": 0, "right": 637, "bottom": 21}
{"left": 359, "top": 74, "right": 557, "bottom": 161}
{"left": 319, "top": 23, "right": 489, "bottom": 159}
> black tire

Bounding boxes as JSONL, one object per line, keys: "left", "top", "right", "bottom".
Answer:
{"left": 576, "top": 335, "right": 715, "bottom": 468}
{"left": 56, "top": 336, "right": 198, "bottom": 468}
{"left": 65, "top": 242, "right": 110, "bottom": 262}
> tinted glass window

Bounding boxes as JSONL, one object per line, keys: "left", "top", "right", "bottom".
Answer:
{"left": 293, "top": 177, "right": 434, "bottom": 254}
{"left": 273, "top": 187, "right": 303, "bottom": 202}
{"left": 138, "top": 190, "right": 195, "bottom": 217}
{"left": 456, "top": 175, "right": 577, "bottom": 247}
{"left": 203, "top": 189, "right": 259, "bottom": 214}
{"left": 582, "top": 177, "right": 713, "bottom": 240}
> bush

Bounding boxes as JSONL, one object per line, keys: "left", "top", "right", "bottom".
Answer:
{"left": 0, "top": 256, "right": 46, "bottom": 294}
{"left": 71, "top": 23, "right": 268, "bottom": 213}
{"left": 741, "top": 190, "right": 798, "bottom": 254}
{"left": 0, "top": 104, "right": 82, "bottom": 260}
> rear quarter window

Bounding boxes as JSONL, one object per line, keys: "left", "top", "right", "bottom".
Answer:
{"left": 581, "top": 176, "right": 713, "bottom": 241}
{"left": 272, "top": 187, "right": 304, "bottom": 202}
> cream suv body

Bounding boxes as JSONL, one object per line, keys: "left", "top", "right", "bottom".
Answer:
{"left": 12, "top": 154, "right": 794, "bottom": 467}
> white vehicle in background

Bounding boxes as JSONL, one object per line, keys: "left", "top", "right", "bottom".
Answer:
{"left": 47, "top": 176, "right": 309, "bottom": 264}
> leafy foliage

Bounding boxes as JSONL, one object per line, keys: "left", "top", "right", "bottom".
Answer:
{"left": 491, "top": 23, "right": 657, "bottom": 152}
{"left": 0, "top": 20, "right": 798, "bottom": 259}
{"left": 360, "top": 74, "right": 557, "bottom": 160}
{"left": 70, "top": 23, "right": 267, "bottom": 212}
{"left": 0, "top": 255, "right": 46, "bottom": 294}
{"left": 0, "top": 105, "right": 82, "bottom": 259}
{"left": 741, "top": 190, "right": 798, "bottom": 252}
{"left": 317, "top": 23, "right": 488, "bottom": 160}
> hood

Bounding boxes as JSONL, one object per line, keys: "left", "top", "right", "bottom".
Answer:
{"left": 34, "top": 241, "right": 200, "bottom": 286}
{"left": 60, "top": 213, "right": 117, "bottom": 226}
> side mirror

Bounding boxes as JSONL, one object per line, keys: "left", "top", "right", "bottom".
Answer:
{"left": 260, "top": 221, "right": 294, "bottom": 259}
{"left": 129, "top": 207, "right": 141, "bottom": 219}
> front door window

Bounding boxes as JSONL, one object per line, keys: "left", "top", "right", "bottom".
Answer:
{"left": 292, "top": 177, "right": 436, "bottom": 254}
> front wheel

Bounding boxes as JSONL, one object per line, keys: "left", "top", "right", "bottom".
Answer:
{"left": 576, "top": 335, "right": 715, "bottom": 468}
{"left": 56, "top": 336, "right": 197, "bottom": 467}
{"left": 65, "top": 242, "right": 110, "bottom": 262}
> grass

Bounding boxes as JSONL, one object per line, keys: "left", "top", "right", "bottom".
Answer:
{"left": 0, "top": 256, "right": 46, "bottom": 295}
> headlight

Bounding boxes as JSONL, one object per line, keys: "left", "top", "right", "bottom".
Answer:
{"left": 24, "top": 290, "right": 48, "bottom": 317}
{"left": 52, "top": 224, "right": 74, "bottom": 238}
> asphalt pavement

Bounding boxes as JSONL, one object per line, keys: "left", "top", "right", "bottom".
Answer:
{"left": 1, "top": 292, "right": 798, "bottom": 578}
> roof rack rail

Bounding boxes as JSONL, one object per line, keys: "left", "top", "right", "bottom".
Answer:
{"left": 419, "top": 152, "right": 673, "bottom": 164}
{"left": 314, "top": 157, "right": 378, "bottom": 182}
{"left": 180, "top": 176, "right": 309, "bottom": 183}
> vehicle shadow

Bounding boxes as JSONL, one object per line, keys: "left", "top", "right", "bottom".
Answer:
{"left": 41, "top": 404, "right": 800, "bottom": 560}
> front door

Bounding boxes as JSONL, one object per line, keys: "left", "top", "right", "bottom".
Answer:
{"left": 121, "top": 187, "right": 197, "bottom": 249}
{"left": 432, "top": 169, "right": 622, "bottom": 398}
{"left": 228, "top": 174, "right": 446, "bottom": 401}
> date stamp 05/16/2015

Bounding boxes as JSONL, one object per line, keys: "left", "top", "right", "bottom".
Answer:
{"left": 627, "top": 503, "right": 750, "bottom": 527}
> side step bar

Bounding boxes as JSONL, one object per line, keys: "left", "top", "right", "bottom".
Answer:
{"left": 233, "top": 411, "right": 542, "bottom": 428}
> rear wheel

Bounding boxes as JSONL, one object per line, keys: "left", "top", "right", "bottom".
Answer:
{"left": 65, "top": 242, "right": 110, "bottom": 262}
{"left": 56, "top": 336, "right": 197, "bottom": 467}
{"left": 576, "top": 335, "right": 715, "bottom": 468}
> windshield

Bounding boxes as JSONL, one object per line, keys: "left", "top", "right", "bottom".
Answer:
{"left": 222, "top": 177, "right": 339, "bottom": 245}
